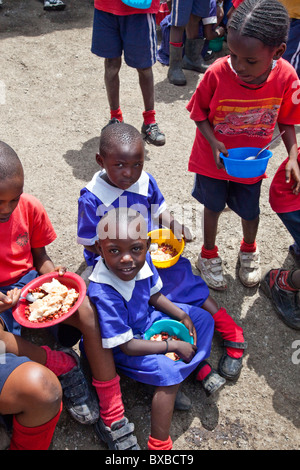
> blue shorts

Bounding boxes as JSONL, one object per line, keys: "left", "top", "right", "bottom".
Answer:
{"left": 0, "top": 353, "right": 30, "bottom": 395}
{"left": 192, "top": 174, "right": 262, "bottom": 220}
{"left": 171, "top": 0, "right": 210, "bottom": 27}
{"left": 91, "top": 9, "right": 157, "bottom": 69}
{"left": 277, "top": 210, "right": 300, "bottom": 249}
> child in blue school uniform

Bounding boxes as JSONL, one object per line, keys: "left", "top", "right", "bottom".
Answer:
{"left": 87, "top": 207, "right": 216, "bottom": 450}
{"left": 77, "top": 122, "right": 247, "bottom": 382}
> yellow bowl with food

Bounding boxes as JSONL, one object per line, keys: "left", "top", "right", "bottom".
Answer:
{"left": 148, "top": 229, "right": 184, "bottom": 268}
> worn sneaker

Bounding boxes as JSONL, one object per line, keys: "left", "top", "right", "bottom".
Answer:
{"left": 196, "top": 254, "right": 227, "bottom": 290}
{"left": 238, "top": 249, "right": 261, "bottom": 287}
{"left": 260, "top": 269, "right": 300, "bottom": 330}
{"left": 95, "top": 417, "right": 140, "bottom": 450}
{"left": 44, "top": 0, "right": 66, "bottom": 10}
{"left": 141, "top": 122, "right": 166, "bottom": 146}
{"left": 200, "top": 369, "right": 226, "bottom": 396}
{"left": 58, "top": 348, "right": 99, "bottom": 425}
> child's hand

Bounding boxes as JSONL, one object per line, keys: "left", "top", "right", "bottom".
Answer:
{"left": 172, "top": 340, "right": 197, "bottom": 363}
{"left": 0, "top": 288, "right": 21, "bottom": 314}
{"left": 285, "top": 159, "right": 300, "bottom": 194}
{"left": 211, "top": 140, "right": 228, "bottom": 170}
{"left": 180, "top": 314, "right": 197, "bottom": 345}
{"left": 53, "top": 265, "right": 67, "bottom": 276}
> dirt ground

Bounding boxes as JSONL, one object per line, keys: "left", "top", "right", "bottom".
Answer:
{"left": 0, "top": 0, "right": 299, "bottom": 452}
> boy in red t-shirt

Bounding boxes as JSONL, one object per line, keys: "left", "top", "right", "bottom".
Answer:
{"left": 0, "top": 141, "right": 139, "bottom": 450}
{"left": 91, "top": 0, "right": 165, "bottom": 146}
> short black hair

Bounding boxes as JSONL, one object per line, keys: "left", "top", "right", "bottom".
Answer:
{"left": 228, "top": 0, "right": 290, "bottom": 47}
{"left": 99, "top": 122, "right": 143, "bottom": 158}
{"left": 0, "top": 141, "right": 23, "bottom": 181}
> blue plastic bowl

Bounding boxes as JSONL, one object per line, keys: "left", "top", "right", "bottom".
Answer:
{"left": 220, "top": 147, "right": 273, "bottom": 178}
{"left": 144, "top": 319, "right": 193, "bottom": 344}
{"left": 121, "top": 0, "right": 152, "bottom": 8}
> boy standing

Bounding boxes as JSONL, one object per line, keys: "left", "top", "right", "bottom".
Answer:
{"left": 91, "top": 0, "right": 165, "bottom": 146}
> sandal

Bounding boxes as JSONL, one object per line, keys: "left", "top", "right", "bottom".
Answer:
{"left": 95, "top": 416, "right": 140, "bottom": 450}
{"left": 218, "top": 340, "right": 247, "bottom": 380}
{"left": 194, "top": 361, "right": 226, "bottom": 396}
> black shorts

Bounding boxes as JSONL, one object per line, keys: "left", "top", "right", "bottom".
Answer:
{"left": 192, "top": 174, "right": 262, "bottom": 221}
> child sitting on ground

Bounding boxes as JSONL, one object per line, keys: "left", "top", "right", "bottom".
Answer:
{"left": 77, "top": 122, "right": 246, "bottom": 383}
{"left": 87, "top": 207, "right": 216, "bottom": 451}
{"left": 0, "top": 141, "right": 138, "bottom": 449}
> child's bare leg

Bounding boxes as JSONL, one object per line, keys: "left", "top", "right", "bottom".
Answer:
{"left": 150, "top": 384, "right": 180, "bottom": 442}
{"left": 104, "top": 57, "right": 122, "bottom": 111}
{"left": 203, "top": 207, "right": 222, "bottom": 249}
{"left": 241, "top": 216, "right": 259, "bottom": 244}
{"left": 65, "top": 296, "right": 117, "bottom": 382}
{"left": 137, "top": 66, "right": 154, "bottom": 112}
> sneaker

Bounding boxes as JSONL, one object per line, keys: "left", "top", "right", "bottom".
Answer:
{"left": 95, "top": 417, "right": 140, "bottom": 450}
{"left": 141, "top": 122, "right": 166, "bottom": 146}
{"left": 238, "top": 249, "right": 261, "bottom": 287}
{"left": 260, "top": 269, "right": 300, "bottom": 330}
{"left": 196, "top": 254, "right": 227, "bottom": 290}
{"left": 58, "top": 348, "right": 99, "bottom": 425}
{"left": 44, "top": 0, "right": 66, "bottom": 10}
{"left": 174, "top": 389, "right": 192, "bottom": 410}
{"left": 289, "top": 243, "right": 300, "bottom": 267}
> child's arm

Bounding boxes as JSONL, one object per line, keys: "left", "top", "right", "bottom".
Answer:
{"left": 278, "top": 123, "right": 300, "bottom": 194}
{"left": 31, "top": 247, "right": 66, "bottom": 276}
{"left": 159, "top": 209, "right": 193, "bottom": 242}
{"left": 195, "top": 119, "right": 228, "bottom": 169}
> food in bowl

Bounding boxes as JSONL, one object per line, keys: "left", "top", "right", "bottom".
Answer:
{"left": 149, "top": 243, "right": 178, "bottom": 262}
{"left": 150, "top": 331, "right": 181, "bottom": 361}
{"left": 25, "top": 278, "right": 79, "bottom": 323}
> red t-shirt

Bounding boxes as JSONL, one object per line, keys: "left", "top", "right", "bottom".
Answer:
{"left": 269, "top": 149, "right": 300, "bottom": 213}
{"left": 0, "top": 193, "right": 57, "bottom": 286}
{"left": 186, "top": 56, "right": 300, "bottom": 184}
{"left": 94, "top": 0, "right": 160, "bottom": 15}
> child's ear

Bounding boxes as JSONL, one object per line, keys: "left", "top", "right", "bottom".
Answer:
{"left": 95, "top": 240, "right": 103, "bottom": 257}
{"left": 96, "top": 153, "right": 104, "bottom": 168}
{"left": 273, "top": 42, "right": 286, "bottom": 60}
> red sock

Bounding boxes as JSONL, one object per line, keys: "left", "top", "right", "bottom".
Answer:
{"left": 143, "top": 109, "right": 156, "bottom": 125}
{"left": 110, "top": 106, "right": 123, "bottom": 122}
{"left": 41, "top": 346, "right": 77, "bottom": 377}
{"left": 170, "top": 41, "right": 183, "bottom": 47}
{"left": 92, "top": 375, "right": 125, "bottom": 428}
{"left": 240, "top": 238, "right": 257, "bottom": 253}
{"left": 148, "top": 435, "right": 173, "bottom": 450}
{"left": 196, "top": 362, "right": 212, "bottom": 381}
{"left": 213, "top": 308, "right": 245, "bottom": 359}
{"left": 9, "top": 403, "right": 62, "bottom": 450}
{"left": 201, "top": 245, "right": 219, "bottom": 259}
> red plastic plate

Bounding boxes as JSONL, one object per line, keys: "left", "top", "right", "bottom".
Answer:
{"left": 12, "top": 271, "right": 86, "bottom": 329}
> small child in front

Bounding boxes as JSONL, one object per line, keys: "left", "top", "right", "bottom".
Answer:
{"left": 77, "top": 122, "right": 246, "bottom": 383}
{"left": 87, "top": 207, "right": 215, "bottom": 450}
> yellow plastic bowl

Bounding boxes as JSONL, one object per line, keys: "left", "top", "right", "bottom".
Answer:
{"left": 148, "top": 229, "right": 184, "bottom": 269}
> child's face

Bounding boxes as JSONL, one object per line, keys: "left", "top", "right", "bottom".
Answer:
{"left": 96, "top": 139, "right": 144, "bottom": 191}
{"left": 227, "top": 29, "right": 286, "bottom": 85}
{"left": 0, "top": 175, "right": 23, "bottom": 223}
{"left": 96, "top": 234, "right": 149, "bottom": 282}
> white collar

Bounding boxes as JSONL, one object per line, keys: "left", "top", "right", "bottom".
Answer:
{"left": 89, "top": 257, "right": 154, "bottom": 301}
{"left": 85, "top": 170, "right": 150, "bottom": 207}
{"left": 227, "top": 56, "right": 277, "bottom": 76}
